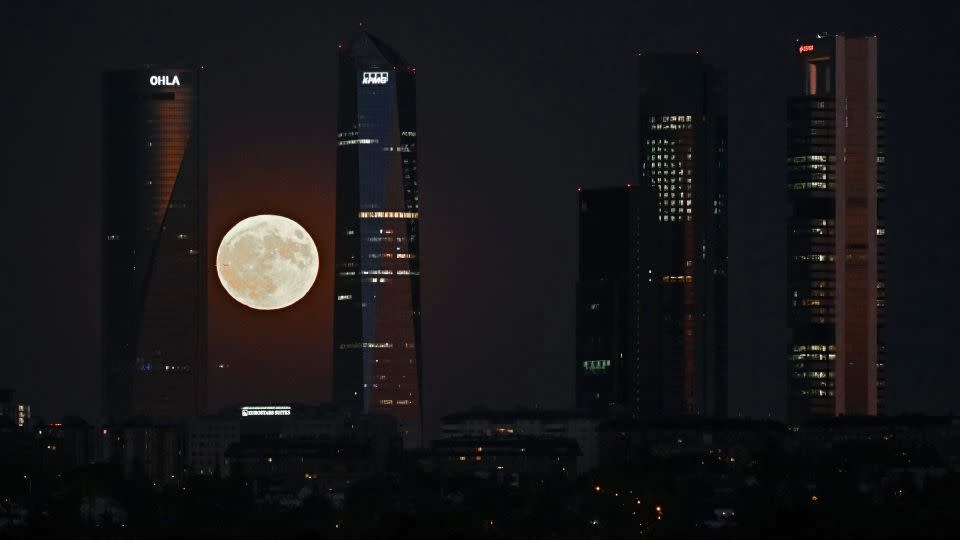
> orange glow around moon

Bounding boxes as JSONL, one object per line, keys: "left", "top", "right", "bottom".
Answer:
{"left": 216, "top": 215, "right": 319, "bottom": 310}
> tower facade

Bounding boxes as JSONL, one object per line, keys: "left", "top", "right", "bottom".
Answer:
{"left": 575, "top": 187, "right": 657, "bottom": 413}
{"left": 102, "top": 67, "right": 206, "bottom": 422}
{"left": 332, "top": 31, "right": 423, "bottom": 447}
{"left": 576, "top": 53, "right": 728, "bottom": 419}
{"left": 787, "top": 34, "right": 885, "bottom": 421}
{"left": 636, "top": 54, "right": 728, "bottom": 418}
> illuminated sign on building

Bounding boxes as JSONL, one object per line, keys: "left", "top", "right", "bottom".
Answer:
{"left": 361, "top": 71, "right": 389, "bottom": 85}
{"left": 149, "top": 75, "right": 181, "bottom": 86}
{"left": 582, "top": 360, "right": 612, "bottom": 372}
{"left": 240, "top": 405, "right": 292, "bottom": 417}
{"left": 798, "top": 45, "right": 815, "bottom": 53}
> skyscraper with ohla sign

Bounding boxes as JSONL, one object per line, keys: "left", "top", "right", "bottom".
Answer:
{"left": 101, "top": 67, "right": 206, "bottom": 423}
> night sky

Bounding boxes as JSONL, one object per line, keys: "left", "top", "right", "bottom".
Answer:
{"left": 3, "top": 1, "right": 958, "bottom": 438}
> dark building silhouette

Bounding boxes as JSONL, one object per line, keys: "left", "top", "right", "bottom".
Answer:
{"left": 576, "top": 54, "right": 728, "bottom": 419}
{"left": 787, "top": 34, "right": 884, "bottom": 421}
{"left": 332, "top": 30, "right": 423, "bottom": 447}
{"left": 102, "top": 67, "right": 206, "bottom": 423}
{"left": 575, "top": 187, "right": 657, "bottom": 413}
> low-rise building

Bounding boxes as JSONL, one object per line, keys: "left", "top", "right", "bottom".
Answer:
{"left": 187, "top": 404, "right": 400, "bottom": 481}
{"left": 440, "top": 408, "right": 606, "bottom": 473}
{"left": 424, "top": 435, "right": 580, "bottom": 485}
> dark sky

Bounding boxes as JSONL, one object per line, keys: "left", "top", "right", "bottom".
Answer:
{"left": 2, "top": 1, "right": 959, "bottom": 437}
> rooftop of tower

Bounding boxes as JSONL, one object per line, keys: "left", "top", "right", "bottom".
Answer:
{"left": 340, "top": 28, "right": 409, "bottom": 69}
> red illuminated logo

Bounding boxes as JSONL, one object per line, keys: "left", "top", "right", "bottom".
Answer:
{"left": 799, "top": 45, "right": 814, "bottom": 53}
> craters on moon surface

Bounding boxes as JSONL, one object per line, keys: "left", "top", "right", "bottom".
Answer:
{"left": 216, "top": 215, "right": 319, "bottom": 310}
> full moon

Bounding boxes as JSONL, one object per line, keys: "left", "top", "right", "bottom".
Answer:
{"left": 216, "top": 215, "right": 319, "bottom": 310}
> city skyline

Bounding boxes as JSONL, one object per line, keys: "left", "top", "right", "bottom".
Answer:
{"left": 3, "top": 2, "right": 956, "bottom": 438}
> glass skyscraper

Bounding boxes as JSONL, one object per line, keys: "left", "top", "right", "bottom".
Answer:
{"left": 636, "top": 53, "right": 728, "bottom": 418}
{"left": 787, "top": 34, "right": 884, "bottom": 421}
{"left": 332, "top": 30, "right": 423, "bottom": 447}
{"left": 102, "top": 67, "right": 206, "bottom": 422}
{"left": 576, "top": 54, "right": 728, "bottom": 419}
{"left": 576, "top": 187, "right": 658, "bottom": 413}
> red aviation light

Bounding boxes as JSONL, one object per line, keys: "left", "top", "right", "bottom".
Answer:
{"left": 799, "top": 45, "right": 814, "bottom": 53}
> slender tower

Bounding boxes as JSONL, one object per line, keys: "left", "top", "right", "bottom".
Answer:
{"left": 787, "top": 34, "right": 885, "bottom": 421}
{"left": 102, "top": 67, "right": 206, "bottom": 422}
{"left": 332, "top": 30, "right": 423, "bottom": 447}
{"left": 636, "top": 54, "right": 728, "bottom": 418}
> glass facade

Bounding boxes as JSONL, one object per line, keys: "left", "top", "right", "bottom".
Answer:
{"left": 576, "top": 55, "right": 727, "bottom": 419}
{"left": 333, "top": 31, "right": 423, "bottom": 447}
{"left": 787, "top": 34, "right": 883, "bottom": 421}
{"left": 637, "top": 54, "right": 728, "bottom": 418}
{"left": 102, "top": 68, "right": 206, "bottom": 422}
{"left": 575, "top": 187, "right": 658, "bottom": 413}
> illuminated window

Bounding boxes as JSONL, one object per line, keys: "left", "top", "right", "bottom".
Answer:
{"left": 337, "top": 138, "right": 378, "bottom": 146}
{"left": 358, "top": 211, "right": 419, "bottom": 219}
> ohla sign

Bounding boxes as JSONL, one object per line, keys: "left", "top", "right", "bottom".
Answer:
{"left": 149, "top": 75, "right": 181, "bottom": 86}
{"left": 362, "top": 71, "right": 389, "bottom": 85}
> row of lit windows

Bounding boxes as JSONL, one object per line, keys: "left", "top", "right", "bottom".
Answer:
{"left": 804, "top": 290, "right": 834, "bottom": 298}
{"left": 650, "top": 153, "right": 693, "bottom": 161}
{"left": 793, "top": 254, "right": 835, "bottom": 262}
{"left": 793, "top": 163, "right": 829, "bottom": 172}
{"left": 661, "top": 275, "right": 693, "bottom": 284}
{"left": 378, "top": 399, "right": 414, "bottom": 406}
{"left": 793, "top": 344, "right": 835, "bottom": 352}
{"left": 800, "top": 389, "right": 834, "bottom": 397}
{"left": 788, "top": 181, "right": 833, "bottom": 191}
{"left": 659, "top": 214, "right": 692, "bottom": 222}
{"left": 790, "top": 353, "right": 836, "bottom": 362}
{"left": 652, "top": 115, "right": 693, "bottom": 123}
{"left": 792, "top": 226, "right": 834, "bottom": 235}
{"left": 368, "top": 252, "right": 415, "bottom": 259}
{"left": 359, "top": 211, "right": 419, "bottom": 219}
{"left": 366, "top": 237, "right": 406, "bottom": 243}
{"left": 648, "top": 122, "right": 693, "bottom": 131}
{"left": 788, "top": 155, "right": 830, "bottom": 164}
{"left": 339, "top": 342, "right": 393, "bottom": 349}
{"left": 383, "top": 145, "right": 414, "bottom": 152}
{"left": 359, "top": 270, "right": 419, "bottom": 276}
{"left": 792, "top": 371, "right": 834, "bottom": 379}
{"left": 337, "top": 138, "right": 378, "bottom": 146}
